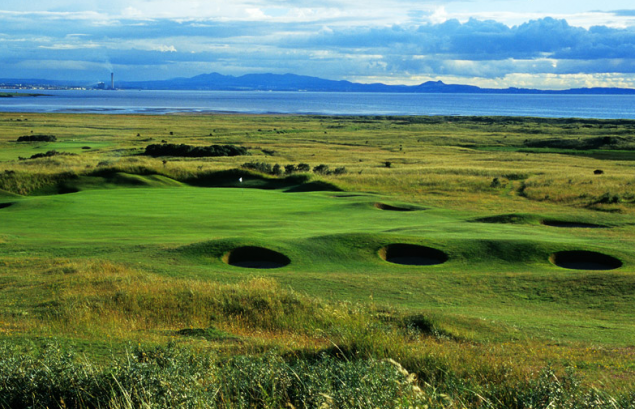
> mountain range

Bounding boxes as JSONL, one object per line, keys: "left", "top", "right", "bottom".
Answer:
{"left": 3, "top": 73, "right": 635, "bottom": 94}
{"left": 118, "top": 73, "right": 635, "bottom": 94}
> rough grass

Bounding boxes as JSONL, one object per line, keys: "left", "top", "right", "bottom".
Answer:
{"left": 1, "top": 259, "right": 634, "bottom": 407}
{"left": 1, "top": 113, "right": 635, "bottom": 213}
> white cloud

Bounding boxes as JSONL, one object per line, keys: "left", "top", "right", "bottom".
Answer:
{"left": 2, "top": 1, "right": 635, "bottom": 88}
{"left": 155, "top": 45, "right": 177, "bottom": 52}
{"left": 38, "top": 43, "right": 99, "bottom": 50}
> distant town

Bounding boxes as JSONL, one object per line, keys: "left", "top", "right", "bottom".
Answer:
{"left": 0, "top": 73, "right": 116, "bottom": 91}
{"left": 0, "top": 84, "right": 95, "bottom": 91}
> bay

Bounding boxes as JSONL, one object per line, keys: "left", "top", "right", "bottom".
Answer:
{"left": 1, "top": 89, "right": 635, "bottom": 119}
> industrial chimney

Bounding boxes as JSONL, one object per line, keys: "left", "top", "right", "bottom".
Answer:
{"left": 111, "top": 73, "right": 114, "bottom": 90}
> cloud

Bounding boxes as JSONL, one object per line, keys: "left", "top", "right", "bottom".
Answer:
{"left": 155, "top": 45, "right": 177, "bottom": 52}
{"left": 609, "top": 10, "right": 635, "bottom": 17}
{"left": 1, "top": 7, "right": 635, "bottom": 88}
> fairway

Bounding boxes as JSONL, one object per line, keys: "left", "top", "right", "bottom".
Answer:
{"left": 2, "top": 182, "right": 633, "bottom": 346}
{"left": 0, "top": 183, "right": 627, "bottom": 263}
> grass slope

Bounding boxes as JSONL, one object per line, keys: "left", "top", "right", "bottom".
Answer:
{"left": 1, "top": 185, "right": 633, "bottom": 347}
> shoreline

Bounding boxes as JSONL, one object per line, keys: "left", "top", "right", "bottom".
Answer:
{"left": 0, "top": 92, "right": 49, "bottom": 98}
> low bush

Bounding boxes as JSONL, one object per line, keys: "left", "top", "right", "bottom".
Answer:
{"left": 312, "top": 164, "right": 330, "bottom": 174}
{"left": 241, "top": 162, "right": 346, "bottom": 177}
{"left": 144, "top": 143, "right": 249, "bottom": 158}
{"left": 19, "top": 150, "right": 76, "bottom": 161}
{"left": 16, "top": 134, "right": 57, "bottom": 142}
{"left": 297, "top": 163, "right": 310, "bottom": 172}
{"left": 241, "top": 161, "right": 273, "bottom": 174}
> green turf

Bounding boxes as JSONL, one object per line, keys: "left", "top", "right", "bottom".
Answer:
{"left": 2, "top": 183, "right": 633, "bottom": 344}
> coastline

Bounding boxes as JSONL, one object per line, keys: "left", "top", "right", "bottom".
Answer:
{"left": 0, "top": 92, "right": 48, "bottom": 98}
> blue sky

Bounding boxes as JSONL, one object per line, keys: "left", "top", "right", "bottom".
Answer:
{"left": 2, "top": 1, "right": 635, "bottom": 89}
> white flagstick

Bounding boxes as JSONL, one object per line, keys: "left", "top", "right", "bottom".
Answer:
{"left": 239, "top": 177, "right": 243, "bottom": 195}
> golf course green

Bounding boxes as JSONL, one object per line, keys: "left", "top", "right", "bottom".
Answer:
{"left": 0, "top": 113, "right": 634, "bottom": 407}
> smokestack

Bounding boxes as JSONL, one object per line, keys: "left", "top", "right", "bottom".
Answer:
{"left": 111, "top": 72, "right": 114, "bottom": 90}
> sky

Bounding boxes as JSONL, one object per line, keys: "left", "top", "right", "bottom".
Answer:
{"left": 2, "top": 1, "right": 635, "bottom": 89}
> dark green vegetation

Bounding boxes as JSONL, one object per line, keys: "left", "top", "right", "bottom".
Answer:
{"left": 144, "top": 143, "right": 248, "bottom": 157}
{"left": 19, "top": 149, "right": 76, "bottom": 161}
{"left": 0, "top": 113, "right": 634, "bottom": 407}
{"left": 17, "top": 134, "right": 57, "bottom": 142}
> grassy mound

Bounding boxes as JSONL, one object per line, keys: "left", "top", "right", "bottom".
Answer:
{"left": 374, "top": 202, "right": 417, "bottom": 211}
{"left": 32, "top": 172, "right": 185, "bottom": 195}
{"left": 542, "top": 220, "right": 607, "bottom": 228}
{"left": 471, "top": 213, "right": 543, "bottom": 225}
{"left": 0, "top": 188, "right": 20, "bottom": 198}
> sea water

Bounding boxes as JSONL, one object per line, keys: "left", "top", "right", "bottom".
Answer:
{"left": 1, "top": 89, "right": 635, "bottom": 119}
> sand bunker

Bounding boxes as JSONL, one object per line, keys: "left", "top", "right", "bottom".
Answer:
{"left": 542, "top": 220, "right": 606, "bottom": 229}
{"left": 223, "top": 246, "right": 290, "bottom": 269}
{"left": 0, "top": 203, "right": 13, "bottom": 210}
{"left": 379, "top": 244, "right": 448, "bottom": 266}
{"left": 550, "top": 250, "right": 622, "bottom": 270}
{"left": 374, "top": 203, "right": 414, "bottom": 211}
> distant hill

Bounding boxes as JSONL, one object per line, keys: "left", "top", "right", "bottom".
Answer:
{"left": 119, "top": 73, "right": 635, "bottom": 94}
{"left": 3, "top": 73, "right": 635, "bottom": 94}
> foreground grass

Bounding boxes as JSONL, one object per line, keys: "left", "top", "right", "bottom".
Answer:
{"left": 1, "top": 259, "right": 634, "bottom": 408}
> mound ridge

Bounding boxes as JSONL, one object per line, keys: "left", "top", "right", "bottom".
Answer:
{"left": 471, "top": 213, "right": 540, "bottom": 225}
{"left": 542, "top": 220, "right": 607, "bottom": 229}
{"left": 374, "top": 202, "right": 415, "bottom": 211}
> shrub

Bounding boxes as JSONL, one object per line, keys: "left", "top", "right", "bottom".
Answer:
{"left": 241, "top": 161, "right": 273, "bottom": 174}
{"left": 16, "top": 134, "right": 57, "bottom": 142}
{"left": 19, "top": 150, "right": 76, "bottom": 161}
{"left": 313, "top": 164, "right": 330, "bottom": 175}
{"left": 144, "top": 143, "right": 248, "bottom": 158}
{"left": 297, "top": 163, "right": 311, "bottom": 172}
